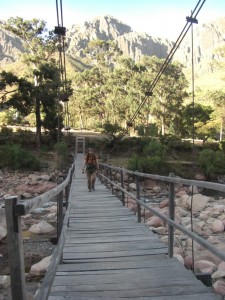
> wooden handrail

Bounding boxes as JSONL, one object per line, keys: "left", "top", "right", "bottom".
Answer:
{"left": 34, "top": 201, "right": 72, "bottom": 300}
{"left": 100, "top": 163, "right": 225, "bottom": 192}
{"left": 99, "top": 163, "right": 225, "bottom": 263}
{"left": 5, "top": 163, "right": 75, "bottom": 300}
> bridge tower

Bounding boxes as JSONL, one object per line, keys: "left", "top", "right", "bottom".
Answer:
{"left": 75, "top": 136, "right": 85, "bottom": 154}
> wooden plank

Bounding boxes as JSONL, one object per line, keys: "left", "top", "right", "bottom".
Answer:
{"left": 52, "top": 270, "right": 198, "bottom": 286}
{"left": 63, "top": 248, "right": 168, "bottom": 260}
{"left": 51, "top": 275, "right": 199, "bottom": 287}
{"left": 63, "top": 235, "right": 162, "bottom": 244}
{"left": 63, "top": 240, "right": 165, "bottom": 251}
{"left": 61, "top": 254, "right": 169, "bottom": 264}
{"left": 67, "top": 223, "right": 147, "bottom": 229}
{"left": 50, "top": 282, "right": 208, "bottom": 292}
{"left": 57, "top": 259, "right": 185, "bottom": 272}
{"left": 66, "top": 228, "right": 155, "bottom": 235}
{"left": 48, "top": 287, "right": 214, "bottom": 298}
{"left": 48, "top": 294, "right": 220, "bottom": 300}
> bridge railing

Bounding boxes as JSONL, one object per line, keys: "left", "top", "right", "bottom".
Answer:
{"left": 5, "top": 163, "right": 75, "bottom": 300}
{"left": 99, "top": 163, "right": 225, "bottom": 264}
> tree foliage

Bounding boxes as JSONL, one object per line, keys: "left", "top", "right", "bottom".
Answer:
{"left": 0, "top": 71, "right": 34, "bottom": 115}
{"left": 69, "top": 48, "right": 189, "bottom": 136}
{"left": 3, "top": 17, "right": 70, "bottom": 147}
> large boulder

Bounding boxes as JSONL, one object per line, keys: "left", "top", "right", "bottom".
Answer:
{"left": 29, "top": 220, "right": 55, "bottom": 234}
{"left": 30, "top": 255, "right": 52, "bottom": 277}
{"left": 186, "top": 194, "right": 212, "bottom": 212}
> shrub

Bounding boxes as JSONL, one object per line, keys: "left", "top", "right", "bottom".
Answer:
{"left": 0, "top": 143, "right": 40, "bottom": 170}
{"left": 14, "top": 128, "right": 36, "bottom": 147}
{"left": 127, "top": 154, "right": 139, "bottom": 171}
{"left": 135, "top": 124, "right": 158, "bottom": 137}
{"left": 198, "top": 149, "right": 215, "bottom": 177}
{"left": 0, "top": 125, "right": 13, "bottom": 136}
{"left": 144, "top": 139, "right": 167, "bottom": 158}
{"left": 53, "top": 141, "right": 68, "bottom": 156}
{"left": 128, "top": 154, "right": 168, "bottom": 175}
{"left": 127, "top": 139, "right": 169, "bottom": 175}
{"left": 198, "top": 149, "right": 225, "bottom": 178}
{"left": 219, "top": 141, "right": 225, "bottom": 156}
{"left": 53, "top": 141, "right": 69, "bottom": 169}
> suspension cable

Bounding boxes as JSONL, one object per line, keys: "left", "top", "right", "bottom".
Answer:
{"left": 127, "top": 0, "right": 206, "bottom": 127}
{"left": 190, "top": 13, "right": 196, "bottom": 275}
{"left": 55, "top": 0, "right": 70, "bottom": 130}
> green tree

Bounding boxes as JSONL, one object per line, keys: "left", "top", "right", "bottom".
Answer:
{"left": 208, "top": 90, "right": 225, "bottom": 141}
{"left": 181, "top": 103, "right": 215, "bottom": 142}
{"left": 4, "top": 17, "right": 64, "bottom": 147}
{"left": 0, "top": 71, "right": 34, "bottom": 115}
{"left": 141, "top": 56, "right": 189, "bottom": 136}
{"left": 70, "top": 40, "right": 123, "bottom": 129}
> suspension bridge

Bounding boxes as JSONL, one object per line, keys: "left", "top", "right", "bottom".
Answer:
{"left": 6, "top": 142, "right": 225, "bottom": 299}
{"left": 47, "top": 153, "right": 221, "bottom": 300}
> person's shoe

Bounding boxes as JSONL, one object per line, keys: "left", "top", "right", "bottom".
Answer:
{"left": 92, "top": 186, "right": 95, "bottom": 191}
{"left": 88, "top": 188, "right": 92, "bottom": 192}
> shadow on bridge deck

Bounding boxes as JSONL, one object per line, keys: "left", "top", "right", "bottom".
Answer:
{"left": 48, "top": 154, "right": 220, "bottom": 300}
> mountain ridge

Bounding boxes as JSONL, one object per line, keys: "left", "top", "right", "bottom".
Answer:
{"left": 66, "top": 15, "right": 174, "bottom": 62}
{"left": 0, "top": 15, "right": 225, "bottom": 73}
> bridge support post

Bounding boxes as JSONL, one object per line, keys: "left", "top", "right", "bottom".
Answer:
{"left": 136, "top": 175, "right": 141, "bottom": 223}
{"left": 57, "top": 191, "right": 64, "bottom": 240}
{"left": 109, "top": 168, "right": 114, "bottom": 194}
{"left": 120, "top": 170, "right": 125, "bottom": 206}
{"left": 5, "top": 196, "right": 27, "bottom": 300}
{"left": 168, "top": 177, "right": 175, "bottom": 258}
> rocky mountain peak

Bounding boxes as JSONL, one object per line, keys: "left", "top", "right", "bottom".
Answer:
{"left": 174, "top": 17, "right": 225, "bottom": 72}
{"left": 0, "top": 21, "right": 24, "bottom": 66}
{"left": 68, "top": 15, "right": 132, "bottom": 39}
{"left": 0, "top": 15, "right": 225, "bottom": 73}
{"left": 66, "top": 15, "right": 173, "bottom": 61}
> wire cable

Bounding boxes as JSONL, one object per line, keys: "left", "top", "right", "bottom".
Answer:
{"left": 128, "top": 0, "right": 206, "bottom": 126}
{"left": 190, "top": 14, "right": 196, "bottom": 274}
{"left": 55, "top": 0, "right": 70, "bottom": 130}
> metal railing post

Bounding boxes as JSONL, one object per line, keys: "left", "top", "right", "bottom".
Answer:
{"left": 168, "top": 175, "right": 175, "bottom": 258}
{"left": 57, "top": 191, "right": 64, "bottom": 240}
{"left": 120, "top": 169, "right": 125, "bottom": 206}
{"left": 136, "top": 175, "right": 141, "bottom": 223}
{"left": 5, "top": 196, "right": 27, "bottom": 300}
{"left": 109, "top": 168, "right": 113, "bottom": 194}
{"left": 99, "top": 165, "right": 103, "bottom": 183}
{"left": 104, "top": 165, "right": 108, "bottom": 185}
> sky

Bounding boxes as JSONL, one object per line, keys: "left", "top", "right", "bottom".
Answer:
{"left": 1, "top": 0, "right": 225, "bottom": 40}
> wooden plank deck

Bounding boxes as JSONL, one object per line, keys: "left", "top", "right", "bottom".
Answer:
{"left": 48, "top": 154, "right": 220, "bottom": 299}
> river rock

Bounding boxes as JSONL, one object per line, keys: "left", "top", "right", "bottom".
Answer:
{"left": 212, "top": 270, "right": 225, "bottom": 279}
{"left": 186, "top": 194, "right": 211, "bottom": 212}
{"left": 128, "top": 183, "right": 136, "bottom": 191}
{"left": 212, "top": 219, "right": 224, "bottom": 233}
{"left": 30, "top": 255, "right": 52, "bottom": 277}
{"left": 0, "top": 275, "right": 10, "bottom": 289}
{"left": 159, "top": 199, "right": 169, "bottom": 208}
{"left": 146, "top": 216, "right": 164, "bottom": 227}
{"left": 29, "top": 220, "right": 55, "bottom": 234}
{"left": 174, "top": 254, "right": 184, "bottom": 265}
{"left": 194, "top": 260, "right": 217, "bottom": 273}
{"left": 213, "top": 279, "right": 225, "bottom": 295}
{"left": 218, "top": 261, "right": 225, "bottom": 271}
{"left": 0, "top": 226, "right": 7, "bottom": 241}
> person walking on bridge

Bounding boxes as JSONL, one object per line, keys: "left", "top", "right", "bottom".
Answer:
{"left": 82, "top": 148, "right": 99, "bottom": 192}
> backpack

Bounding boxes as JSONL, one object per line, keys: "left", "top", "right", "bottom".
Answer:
{"left": 85, "top": 153, "right": 97, "bottom": 173}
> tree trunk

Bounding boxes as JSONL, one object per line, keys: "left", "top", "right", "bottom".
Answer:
{"left": 220, "top": 117, "right": 223, "bottom": 141}
{"left": 33, "top": 74, "right": 41, "bottom": 149}
{"left": 35, "top": 97, "right": 41, "bottom": 149}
